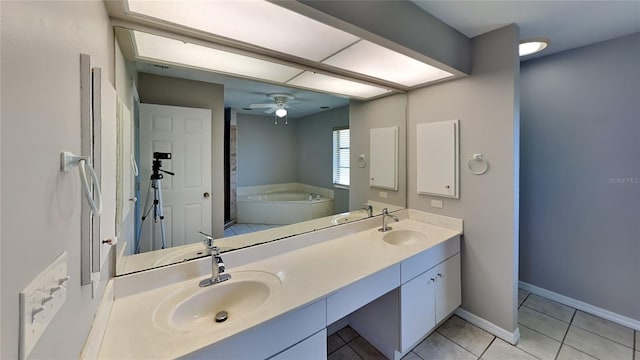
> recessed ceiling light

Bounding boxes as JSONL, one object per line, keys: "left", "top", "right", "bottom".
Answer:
{"left": 519, "top": 38, "right": 550, "bottom": 57}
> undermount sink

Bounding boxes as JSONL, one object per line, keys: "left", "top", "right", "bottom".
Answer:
{"left": 382, "top": 229, "right": 430, "bottom": 246}
{"left": 153, "top": 271, "right": 282, "bottom": 332}
{"left": 331, "top": 211, "right": 369, "bottom": 225}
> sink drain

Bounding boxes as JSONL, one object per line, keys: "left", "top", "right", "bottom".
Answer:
{"left": 215, "top": 311, "right": 229, "bottom": 323}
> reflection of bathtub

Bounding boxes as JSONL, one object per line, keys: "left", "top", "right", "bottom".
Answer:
{"left": 237, "top": 190, "right": 334, "bottom": 225}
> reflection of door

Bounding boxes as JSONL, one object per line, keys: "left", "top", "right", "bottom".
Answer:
{"left": 139, "top": 104, "right": 212, "bottom": 252}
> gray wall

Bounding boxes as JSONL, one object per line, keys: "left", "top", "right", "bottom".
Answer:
{"left": 520, "top": 33, "right": 640, "bottom": 321}
{"left": 236, "top": 114, "right": 298, "bottom": 186}
{"left": 407, "top": 25, "right": 520, "bottom": 334}
{"left": 350, "top": 94, "right": 407, "bottom": 210}
{"left": 296, "top": 106, "right": 350, "bottom": 213}
{"left": 137, "top": 73, "right": 226, "bottom": 238}
{"left": 1, "top": 1, "right": 115, "bottom": 357}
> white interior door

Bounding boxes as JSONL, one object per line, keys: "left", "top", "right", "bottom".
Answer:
{"left": 139, "top": 103, "right": 212, "bottom": 252}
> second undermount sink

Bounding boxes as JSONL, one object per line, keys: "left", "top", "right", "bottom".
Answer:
{"left": 382, "top": 229, "right": 431, "bottom": 246}
{"left": 332, "top": 210, "right": 369, "bottom": 225}
{"left": 153, "top": 271, "right": 282, "bottom": 333}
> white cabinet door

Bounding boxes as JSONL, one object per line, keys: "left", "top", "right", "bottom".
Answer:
{"left": 435, "top": 254, "right": 461, "bottom": 323}
{"left": 416, "top": 120, "right": 459, "bottom": 198}
{"left": 400, "top": 270, "right": 436, "bottom": 352}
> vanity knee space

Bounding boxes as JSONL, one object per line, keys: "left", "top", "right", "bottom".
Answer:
{"left": 349, "top": 237, "right": 461, "bottom": 360}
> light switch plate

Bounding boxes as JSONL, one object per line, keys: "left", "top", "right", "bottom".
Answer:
{"left": 19, "top": 252, "right": 69, "bottom": 360}
{"left": 430, "top": 199, "right": 444, "bottom": 209}
{"left": 379, "top": 191, "right": 388, "bottom": 198}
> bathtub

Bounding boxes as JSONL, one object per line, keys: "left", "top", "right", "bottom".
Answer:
{"left": 237, "top": 190, "right": 334, "bottom": 225}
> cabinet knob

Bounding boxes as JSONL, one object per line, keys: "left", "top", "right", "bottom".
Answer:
{"left": 437, "top": 273, "right": 443, "bottom": 277}
{"left": 430, "top": 278, "right": 436, "bottom": 282}
{"left": 203, "top": 192, "right": 210, "bottom": 199}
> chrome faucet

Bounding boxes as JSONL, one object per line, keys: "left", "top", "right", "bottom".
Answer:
{"left": 199, "top": 231, "right": 214, "bottom": 255}
{"left": 198, "top": 233, "right": 231, "bottom": 287}
{"left": 361, "top": 204, "right": 373, "bottom": 217}
{"left": 378, "top": 208, "right": 399, "bottom": 232}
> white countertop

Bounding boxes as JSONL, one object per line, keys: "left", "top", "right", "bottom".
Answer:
{"left": 99, "top": 211, "right": 461, "bottom": 359}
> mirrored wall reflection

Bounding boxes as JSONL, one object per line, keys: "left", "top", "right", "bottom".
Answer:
{"left": 114, "top": 31, "right": 407, "bottom": 276}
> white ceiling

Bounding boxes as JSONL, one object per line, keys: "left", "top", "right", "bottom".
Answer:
{"left": 135, "top": 1, "right": 639, "bottom": 117}
{"left": 412, "top": 1, "right": 640, "bottom": 60}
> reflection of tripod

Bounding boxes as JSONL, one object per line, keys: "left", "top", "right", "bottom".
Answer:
{"left": 136, "top": 152, "right": 174, "bottom": 253}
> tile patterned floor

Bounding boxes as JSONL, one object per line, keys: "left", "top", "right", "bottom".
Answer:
{"left": 328, "top": 288, "right": 639, "bottom": 360}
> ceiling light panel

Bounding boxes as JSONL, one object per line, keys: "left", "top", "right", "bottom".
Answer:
{"left": 287, "top": 72, "right": 391, "bottom": 99}
{"left": 126, "top": 0, "right": 360, "bottom": 62}
{"left": 322, "top": 40, "right": 454, "bottom": 87}
{"left": 133, "top": 31, "right": 303, "bottom": 83}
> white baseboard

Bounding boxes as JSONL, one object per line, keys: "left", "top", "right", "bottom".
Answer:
{"left": 519, "top": 281, "right": 640, "bottom": 331}
{"left": 79, "top": 279, "right": 115, "bottom": 359}
{"left": 455, "top": 308, "right": 520, "bottom": 345}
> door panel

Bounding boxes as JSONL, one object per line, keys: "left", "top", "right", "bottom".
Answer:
{"left": 139, "top": 103, "right": 212, "bottom": 252}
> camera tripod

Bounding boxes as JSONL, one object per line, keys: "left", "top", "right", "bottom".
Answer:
{"left": 136, "top": 153, "right": 174, "bottom": 253}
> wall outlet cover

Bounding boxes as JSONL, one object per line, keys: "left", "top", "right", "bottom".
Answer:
{"left": 430, "top": 199, "right": 444, "bottom": 209}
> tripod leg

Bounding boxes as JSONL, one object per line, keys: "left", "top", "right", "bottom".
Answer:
{"left": 154, "top": 180, "right": 167, "bottom": 250}
{"left": 136, "top": 180, "right": 154, "bottom": 254}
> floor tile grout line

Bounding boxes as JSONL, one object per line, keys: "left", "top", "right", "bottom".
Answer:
{"left": 521, "top": 303, "right": 574, "bottom": 324}
{"left": 518, "top": 322, "right": 564, "bottom": 345}
{"left": 554, "top": 309, "right": 577, "bottom": 360}
{"left": 478, "top": 336, "right": 497, "bottom": 359}
{"left": 436, "top": 328, "right": 487, "bottom": 358}
{"left": 569, "top": 321, "right": 635, "bottom": 350}
{"left": 346, "top": 342, "right": 366, "bottom": 360}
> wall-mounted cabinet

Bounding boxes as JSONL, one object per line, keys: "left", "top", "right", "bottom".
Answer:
{"left": 370, "top": 126, "right": 398, "bottom": 190}
{"left": 417, "top": 120, "right": 459, "bottom": 198}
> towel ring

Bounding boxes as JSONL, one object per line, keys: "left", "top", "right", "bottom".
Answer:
{"left": 356, "top": 154, "right": 367, "bottom": 168}
{"left": 467, "top": 153, "right": 488, "bottom": 175}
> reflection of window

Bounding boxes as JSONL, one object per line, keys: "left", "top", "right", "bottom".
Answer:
{"left": 333, "top": 128, "right": 350, "bottom": 187}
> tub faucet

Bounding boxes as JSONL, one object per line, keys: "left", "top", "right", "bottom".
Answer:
{"left": 361, "top": 204, "right": 373, "bottom": 217}
{"left": 199, "top": 236, "right": 231, "bottom": 287}
{"left": 378, "top": 208, "right": 399, "bottom": 232}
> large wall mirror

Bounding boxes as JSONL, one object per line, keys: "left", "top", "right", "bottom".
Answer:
{"left": 114, "top": 27, "right": 407, "bottom": 275}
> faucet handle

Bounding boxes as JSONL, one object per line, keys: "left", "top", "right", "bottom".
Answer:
{"left": 199, "top": 231, "right": 214, "bottom": 248}
{"left": 382, "top": 207, "right": 389, "bottom": 215}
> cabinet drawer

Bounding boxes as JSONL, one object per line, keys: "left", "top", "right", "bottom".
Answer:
{"left": 326, "top": 264, "right": 400, "bottom": 324}
{"left": 185, "top": 300, "right": 326, "bottom": 359}
{"left": 401, "top": 236, "right": 460, "bottom": 283}
{"left": 269, "top": 329, "right": 327, "bottom": 360}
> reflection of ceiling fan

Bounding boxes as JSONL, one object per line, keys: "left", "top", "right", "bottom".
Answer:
{"left": 249, "top": 93, "right": 295, "bottom": 117}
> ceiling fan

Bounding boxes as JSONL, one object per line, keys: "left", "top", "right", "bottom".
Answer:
{"left": 249, "top": 93, "right": 295, "bottom": 117}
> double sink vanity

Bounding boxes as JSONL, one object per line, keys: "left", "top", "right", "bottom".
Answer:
{"left": 98, "top": 209, "right": 463, "bottom": 359}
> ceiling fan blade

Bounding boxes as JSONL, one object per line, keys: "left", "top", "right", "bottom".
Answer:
{"left": 265, "top": 107, "right": 277, "bottom": 114}
{"left": 249, "top": 103, "right": 274, "bottom": 109}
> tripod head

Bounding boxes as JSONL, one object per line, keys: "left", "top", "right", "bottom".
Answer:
{"left": 151, "top": 152, "right": 175, "bottom": 180}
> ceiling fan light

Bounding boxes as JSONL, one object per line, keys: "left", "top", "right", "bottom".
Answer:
{"left": 275, "top": 108, "right": 287, "bottom": 117}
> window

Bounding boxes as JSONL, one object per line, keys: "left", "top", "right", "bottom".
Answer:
{"left": 333, "top": 128, "right": 350, "bottom": 187}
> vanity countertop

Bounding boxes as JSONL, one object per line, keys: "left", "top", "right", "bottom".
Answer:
{"left": 98, "top": 213, "right": 462, "bottom": 359}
